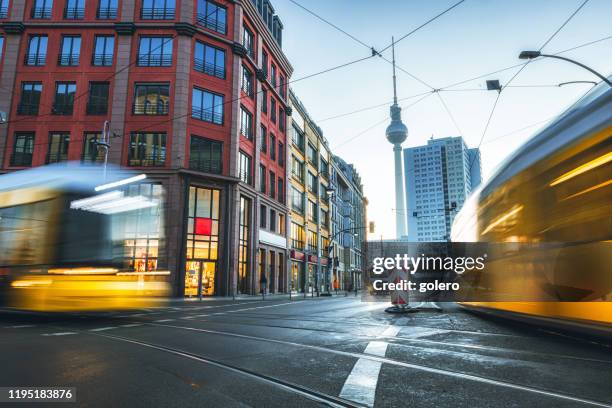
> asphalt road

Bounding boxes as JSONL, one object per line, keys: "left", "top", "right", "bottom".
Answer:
{"left": 1, "top": 296, "right": 611, "bottom": 408}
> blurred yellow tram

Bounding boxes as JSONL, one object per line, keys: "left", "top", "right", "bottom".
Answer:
{"left": 0, "top": 164, "right": 170, "bottom": 312}
{"left": 451, "top": 78, "right": 612, "bottom": 334}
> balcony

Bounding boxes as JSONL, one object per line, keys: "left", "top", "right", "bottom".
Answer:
{"left": 52, "top": 104, "right": 73, "bottom": 115}
{"left": 128, "top": 153, "right": 166, "bottom": 167}
{"left": 58, "top": 54, "right": 80, "bottom": 66}
{"left": 10, "top": 153, "right": 33, "bottom": 167}
{"left": 137, "top": 55, "right": 172, "bottom": 67}
{"left": 31, "top": 7, "right": 52, "bottom": 19}
{"left": 0, "top": 6, "right": 8, "bottom": 18}
{"left": 192, "top": 107, "right": 222, "bottom": 124}
{"left": 92, "top": 54, "right": 113, "bottom": 66}
{"left": 17, "top": 104, "right": 39, "bottom": 116}
{"left": 64, "top": 7, "right": 84, "bottom": 19}
{"left": 86, "top": 103, "right": 108, "bottom": 115}
{"left": 46, "top": 153, "right": 68, "bottom": 164}
{"left": 140, "top": 7, "right": 175, "bottom": 20}
{"left": 133, "top": 102, "right": 169, "bottom": 116}
{"left": 189, "top": 159, "right": 222, "bottom": 174}
{"left": 196, "top": 13, "right": 226, "bottom": 34}
{"left": 194, "top": 58, "right": 225, "bottom": 78}
{"left": 97, "top": 7, "right": 117, "bottom": 19}
{"left": 24, "top": 54, "right": 46, "bottom": 66}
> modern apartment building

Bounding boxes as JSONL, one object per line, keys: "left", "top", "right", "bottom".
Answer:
{"left": 0, "top": 0, "right": 292, "bottom": 297}
{"left": 403, "top": 136, "right": 482, "bottom": 242}
{"left": 330, "top": 155, "right": 367, "bottom": 291}
{"left": 287, "top": 89, "right": 331, "bottom": 294}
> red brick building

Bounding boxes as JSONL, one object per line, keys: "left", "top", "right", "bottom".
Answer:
{"left": 0, "top": 0, "right": 293, "bottom": 297}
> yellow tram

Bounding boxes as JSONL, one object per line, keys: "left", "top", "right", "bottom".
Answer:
{"left": 451, "top": 78, "right": 611, "bottom": 333}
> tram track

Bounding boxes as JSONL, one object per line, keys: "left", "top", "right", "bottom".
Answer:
{"left": 127, "top": 321, "right": 612, "bottom": 408}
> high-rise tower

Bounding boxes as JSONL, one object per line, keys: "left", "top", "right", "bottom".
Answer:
{"left": 385, "top": 38, "right": 408, "bottom": 239}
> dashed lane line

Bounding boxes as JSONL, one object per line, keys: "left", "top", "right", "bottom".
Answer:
{"left": 42, "top": 332, "right": 77, "bottom": 336}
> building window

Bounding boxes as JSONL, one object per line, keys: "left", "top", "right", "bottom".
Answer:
{"left": 25, "top": 35, "right": 47, "bottom": 66}
{"left": 307, "top": 143, "right": 318, "bottom": 167}
{"left": 292, "top": 126, "right": 305, "bottom": 151}
{"left": 269, "top": 171, "right": 275, "bottom": 199}
{"left": 240, "top": 106, "right": 253, "bottom": 139}
{"left": 0, "top": 0, "right": 8, "bottom": 18}
{"left": 269, "top": 134, "right": 276, "bottom": 160}
{"left": 259, "top": 204, "right": 266, "bottom": 229}
{"left": 270, "top": 63, "right": 277, "bottom": 87}
{"left": 320, "top": 158, "right": 329, "bottom": 178}
{"left": 242, "top": 25, "right": 254, "bottom": 58}
{"left": 321, "top": 209, "right": 329, "bottom": 229}
{"left": 261, "top": 89, "right": 268, "bottom": 114}
{"left": 17, "top": 82, "right": 42, "bottom": 115}
{"left": 93, "top": 35, "right": 114, "bottom": 66}
{"left": 138, "top": 36, "right": 173, "bottom": 67}
{"left": 46, "top": 132, "right": 69, "bottom": 164}
{"left": 279, "top": 75, "right": 286, "bottom": 99}
{"left": 32, "top": 0, "right": 52, "bottom": 19}
{"left": 186, "top": 186, "right": 221, "bottom": 262}
{"left": 197, "top": 0, "right": 226, "bottom": 34}
{"left": 291, "top": 156, "right": 304, "bottom": 182}
{"left": 270, "top": 98, "right": 276, "bottom": 123}
{"left": 11, "top": 132, "right": 35, "bottom": 167}
{"left": 64, "top": 0, "right": 84, "bottom": 19}
{"left": 238, "top": 151, "right": 252, "bottom": 184}
{"left": 97, "top": 0, "right": 118, "bottom": 19}
{"left": 238, "top": 196, "right": 251, "bottom": 294}
{"left": 194, "top": 41, "right": 225, "bottom": 78}
{"left": 278, "top": 213, "right": 285, "bottom": 235}
{"left": 82, "top": 132, "right": 105, "bottom": 163}
{"left": 277, "top": 178, "right": 284, "bottom": 204}
{"left": 260, "top": 125, "right": 267, "bottom": 152}
{"left": 141, "top": 0, "right": 175, "bottom": 19}
{"left": 53, "top": 82, "right": 76, "bottom": 115}
{"left": 261, "top": 50, "right": 268, "bottom": 76}
{"left": 133, "top": 83, "right": 169, "bottom": 115}
{"left": 124, "top": 183, "right": 164, "bottom": 272}
{"left": 307, "top": 230, "right": 317, "bottom": 252}
{"left": 291, "top": 187, "right": 304, "bottom": 213}
{"left": 192, "top": 87, "right": 223, "bottom": 124}
{"left": 278, "top": 142, "right": 284, "bottom": 167}
{"left": 58, "top": 35, "right": 80, "bottom": 66}
{"left": 270, "top": 209, "right": 276, "bottom": 232}
{"left": 128, "top": 132, "right": 166, "bottom": 166}
{"left": 87, "top": 82, "right": 109, "bottom": 115}
{"left": 308, "top": 200, "right": 317, "bottom": 223}
{"left": 189, "top": 135, "right": 222, "bottom": 174}
{"left": 290, "top": 222, "right": 305, "bottom": 250}
{"left": 241, "top": 65, "right": 254, "bottom": 97}
{"left": 279, "top": 108, "right": 285, "bottom": 131}
{"left": 258, "top": 164, "right": 266, "bottom": 193}
{"left": 307, "top": 172, "right": 318, "bottom": 194}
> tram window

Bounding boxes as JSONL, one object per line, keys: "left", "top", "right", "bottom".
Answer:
{"left": 0, "top": 201, "right": 53, "bottom": 266}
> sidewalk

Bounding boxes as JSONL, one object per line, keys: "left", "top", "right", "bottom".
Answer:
{"left": 176, "top": 290, "right": 359, "bottom": 302}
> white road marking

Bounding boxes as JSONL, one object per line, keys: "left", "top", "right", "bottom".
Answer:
{"left": 89, "top": 327, "right": 116, "bottom": 332}
{"left": 120, "top": 324, "right": 143, "bottom": 328}
{"left": 364, "top": 341, "right": 388, "bottom": 357}
{"left": 154, "top": 319, "right": 175, "bottom": 322}
{"left": 399, "top": 327, "right": 446, "bottom": 338}
{"left": 4, "top": 324, "right": 36, "bottom": 329}
{"left": 194, "top": 314, "right": 209, "bottom": 317}
{"left": 212, "top": 312, "right": 225, "bottom": 315}
{"left": 341, "top": 326, "right": 400, "bottom": 407}
{"left": 339, "top": 359, "right": 382, "bottom": 407}
{"left": 380, "top": 325, "right": 402, "bottom": 337}
{"left": 42, "top": 332, "right": 77, "bottom": 336}
{"left": 181, "top": 316, "right": 197, "bottom": 319}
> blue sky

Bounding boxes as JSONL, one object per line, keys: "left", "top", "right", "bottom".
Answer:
{"left": 272, "top": 0, "right": 612, "bottom": 238}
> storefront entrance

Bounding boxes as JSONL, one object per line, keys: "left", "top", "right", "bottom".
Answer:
{"left": 184, "top": 260, "right": 216, "bottom": 297}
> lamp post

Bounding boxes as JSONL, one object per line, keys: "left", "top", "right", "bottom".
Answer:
{"left": 518, "top": 51, "right": 611, "bottom": 87}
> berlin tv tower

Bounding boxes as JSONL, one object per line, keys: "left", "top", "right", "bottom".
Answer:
{"left": 385, "top": 37, "right": 408, "bottom": 239}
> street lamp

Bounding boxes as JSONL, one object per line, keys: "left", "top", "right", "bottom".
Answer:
{"left": 518, "top": 51, "right": 611, "bottom": 87}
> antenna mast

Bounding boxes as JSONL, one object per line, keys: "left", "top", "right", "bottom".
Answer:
{"left": 391, "top": 36, "right": 398, "bottom": 104}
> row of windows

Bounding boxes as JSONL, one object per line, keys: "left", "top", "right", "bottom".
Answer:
{"left": 20, "top": 0, "right": 225, "bottom": 28}
{"left": 259, "top": 125, "right": 284, "bottom": 166}
{"left": 8, "top": 131, "right": 228, "bottom": 173}
{"left": 258, "top": 203, "right": 285, "bottom": 235}
{"left": 240, "top": 151, "right": 284, "bottom": 204}
{"left": 9, "top": 131, "right": 165, "bottom": 167}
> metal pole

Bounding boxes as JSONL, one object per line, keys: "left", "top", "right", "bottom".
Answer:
{"left": 540, "top": 54, "right": 612, "bottom": 87}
